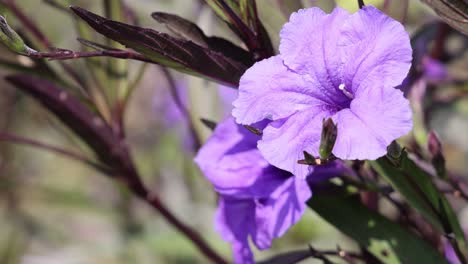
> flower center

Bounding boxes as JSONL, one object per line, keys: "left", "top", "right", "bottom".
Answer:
{"left": 338, "top": 83, "right": 354, "bottom": 100}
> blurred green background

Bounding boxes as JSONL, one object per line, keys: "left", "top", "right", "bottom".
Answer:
{"left": 0, "top": 0, "right": 467, "bottom": 263}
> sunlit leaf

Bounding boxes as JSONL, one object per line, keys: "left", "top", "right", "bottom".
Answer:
{"left": 370, "top": 151, "right": 467, "bottom": 260}
{"left": 309, "top": 192, "right": 449, "bottom": 264}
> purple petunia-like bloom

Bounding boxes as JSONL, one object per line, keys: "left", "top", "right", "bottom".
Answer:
{"left": 233, "top": 6, "right": 413, "bottom": 178}
{"left": 195, "top": 117, "right": 344, "bottom": 263}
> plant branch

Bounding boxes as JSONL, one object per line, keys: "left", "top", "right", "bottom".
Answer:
{"left": 160, "top": 67, "right": 201, "bottom": 151}
{"left": 0, "top": 132, "right": 110, "bottom": 173}
{"left": 308, "top": 245, "right": 335, "bottom": 264}
{"left": 6, "top": 75, "right": 227, "bottom": 264}
{"left": 25, "top": 48, "right": 155, "bottom": 63}
{"left": 358, "top": 0, "right": 365, "bottom": 9}
{"left": 1, "top": 0, "right": 87, "bottom": 90}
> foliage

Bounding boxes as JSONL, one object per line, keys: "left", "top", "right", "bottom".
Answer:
{"left": 0, "top": 0, "right": 467, "bottom": 263}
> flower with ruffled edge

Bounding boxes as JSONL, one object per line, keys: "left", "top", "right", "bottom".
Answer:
{"left": 195, "top": 117, "right": 345, "bottom": 263}
{"left": 232, "top": 6, "right": 413, "bottom": 178}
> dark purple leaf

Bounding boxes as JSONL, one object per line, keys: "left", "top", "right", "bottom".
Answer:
{"left": 151, "top": 12, "right": 209, "bottom": 47}
{"left": 421, "top": 0, "right": 468, "bottom": 36}
{"left": 200, "top": 118, "right": 217, "bottom": 131}
{"left": 204, "top": 0, "right": 274, "bottom": 59}
{"left": 71, "top": 6, "right": 247, "bottom": 87}
{"left": 5, "top": 74, "right": 127, "bottom": 170}
{"left": 151, "top": 12, "right": 254, "bottom": 65}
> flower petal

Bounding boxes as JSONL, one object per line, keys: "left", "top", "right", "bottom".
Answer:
{"left": 232, "top": 56, "right": 325, "bottom": 125}
{"left": 332, "top": 86, "right": 412, "bottom": 160}
{"left": 307, "top": 161, "right": 351, "bottom": 183}
{"left": 219, "top": 85, "right": 238, "bottom": 117}
{"left": 253, "top": 177, "right": 311, "bottom": 249}
{"left": 258, "top": 107, "right": 332, "bottom": 178}
{"left": 215, "top": 197, "right": 255, "bottom": 264}
{"left": 279, "top": 7, "right": 351, "bottom": 107}
{"left": 340, "top": 6, "right": 412, "bottom": 93}
{"left": 194, "top": 118, "right": 269, "bottom": 195}
{"left": 195, "top": 118, "right": 292, "bottom": 198}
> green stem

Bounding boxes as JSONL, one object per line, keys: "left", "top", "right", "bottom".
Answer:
{"left": 104, "top": 0, "right": 128, "bottom": 111}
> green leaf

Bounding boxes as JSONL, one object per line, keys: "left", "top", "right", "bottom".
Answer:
{"left": 370, "top": 151, "right": 467, "bottom": 260}
{"left": 421, "top": 0, "right": 468, "bottom": 36}
{"left": 309, "top": 193, "right": 448, "bottom": 264}
{"left": 204, "top": 0, "right": 240, "bottom": 24}
{"left": 371, "top": 155, "right": 442, "bottom": 231}
{"left": 0, "top": 15, "right": 31, "bottom": 54}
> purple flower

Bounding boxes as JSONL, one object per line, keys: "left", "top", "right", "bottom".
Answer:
{"left": 445, "top": 243, "right": 462, "bottom": 264}
{"left": 219, "top": 85, "right": 238, "bottom": 117}
{"left": 152, "top": 80, "right": 237, "bottom": 151}
{"left": 444, "top": 229, "right": 468, "bottom": 264}
{"left": 194, "top": 118, "right": 311, "bottom": 263}
{"left": 421, "top": 56, "right": 448, "bottom": 83}
{"left": 195, "top": 118, "right": 345, "bottom": 263}
{"left": 232, "top": 6, "right": 413, "bottom": 178}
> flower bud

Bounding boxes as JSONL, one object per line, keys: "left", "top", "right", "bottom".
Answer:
{"left": 297, "top": 150, "right": 318, "bottom": 165}
{"left": 0, "top": 16, "right": 33, "bottom": 55}
{"left": 386, "top": 141, "right": 403, "bottom": 166}
{"left": 319, "top": 118, "right": 337, "bottom": 160}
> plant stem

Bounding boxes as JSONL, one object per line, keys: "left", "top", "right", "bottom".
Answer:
{"left": 28, "top": 49, "right": 154, "bottom": 63}
{"left": 160, "top": 67, "right": 201, "bottom": 150}
{"left": 0, "top": 132, "right": 110, "bottom": 173}
{"left": 1, "top": 0, "right": 87, "bottom": 90}
{"left": 6, "top": 75, "right": 227, "bottom": 264}
{"left": 358, "top": 0, "right": 365, "bottom": 9}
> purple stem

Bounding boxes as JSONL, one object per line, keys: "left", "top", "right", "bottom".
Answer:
{"left": 0, "top": 132, "right": 111, "bottom": 173}
{"left": 160, "top": 67, "right": 201, "bottom": 151}
{"left": 358, "top": 0, "right": 365, "bottom": 8}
